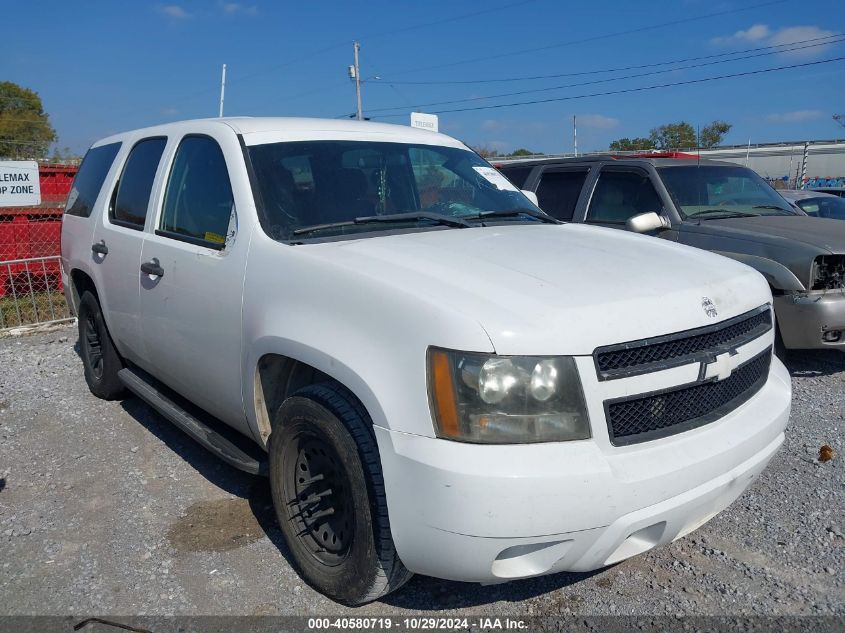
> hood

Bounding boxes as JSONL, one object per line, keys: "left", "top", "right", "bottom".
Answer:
{"left": 682, "top": 215, "right": 845, "bottom": 254}
{"left": 301, "top": 224, "right": 770, "bottom": 355}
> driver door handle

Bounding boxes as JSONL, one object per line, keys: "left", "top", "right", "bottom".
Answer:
{"left": 140, "top": 258, "right": 164, "bottom": 277}
{"left": 91, "top": 240, "right": 108, "bottom": 255}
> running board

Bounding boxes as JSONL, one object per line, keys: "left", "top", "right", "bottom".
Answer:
{"left": 118, "top": 367, "right": 267, "bottom": 476}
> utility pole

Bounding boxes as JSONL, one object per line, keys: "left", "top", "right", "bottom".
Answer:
{"left": 219, "top": 63, "right": 227, "bottom": 118}
{"left": 348, "top": 41, "right": 363, "bottom": 120}
{"left": 573, "top": 115, "right": 578, "bottom": 157}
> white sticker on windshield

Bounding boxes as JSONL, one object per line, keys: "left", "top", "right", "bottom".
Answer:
{"left": 472, "top": 166, "right": 519, "bottom": 192}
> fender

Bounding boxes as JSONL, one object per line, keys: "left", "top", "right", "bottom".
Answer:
{"left": 244, "top": 335, "right": 390, "bottom": 447}
{"left": 712, "top": 251, "right": 805, "bottom": 292}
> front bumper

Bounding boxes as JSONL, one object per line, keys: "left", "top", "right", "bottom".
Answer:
{"left": 775, "top": 290, "right": 845, "bottom": 350}
{"left": 375, "top": 358, "right": 791, "bottom": 583}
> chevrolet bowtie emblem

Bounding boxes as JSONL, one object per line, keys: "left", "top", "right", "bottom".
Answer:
{"left": 701, "top": 351, "right": 736, "bottom": 382}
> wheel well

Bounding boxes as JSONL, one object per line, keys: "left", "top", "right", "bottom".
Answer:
{"left": 254, "top": 354, "right": 340, "bottom": 445}
{"left": 69, "top": 269, "right": 98, "bottom": 312}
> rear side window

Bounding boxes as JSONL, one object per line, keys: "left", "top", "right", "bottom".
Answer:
{"left": 536, "top": 169, "right": 589, "bottom": 221}
{"left": 110, "top": 137, "right": 166, "bottom": 229}
{"left": 499, "top": 166, "right": 533, "bottom": 189}
{"left": 64, "top": 142, "right": 121, "bottom": 217}
{"left": 159, "top": 136, "right": 234, "bottom": 248}
{"left": 587, "top": 170, "right": 662, "bottom": 224}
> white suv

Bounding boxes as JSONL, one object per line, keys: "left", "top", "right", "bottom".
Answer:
{"left": 61, "top": 117, "right": 791, "bottom": 605}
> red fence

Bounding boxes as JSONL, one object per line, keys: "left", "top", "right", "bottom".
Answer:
{"left": 0, "top": 164, "right": 77, "bottom": 327}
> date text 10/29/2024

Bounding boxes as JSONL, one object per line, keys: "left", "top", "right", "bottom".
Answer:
{"left": 308, "top": 617, "right": 528, "bottom": 630}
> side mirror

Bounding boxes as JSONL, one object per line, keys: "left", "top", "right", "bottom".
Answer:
{"left": 521, "top": 190, "right": 539, "bottom": 207}
{"left": 626, "top": 211, "right": 671, "bottom": 233}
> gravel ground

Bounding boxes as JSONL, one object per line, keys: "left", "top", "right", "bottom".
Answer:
{"left": 0, "top": 323, "right": 843, "bottom": 618}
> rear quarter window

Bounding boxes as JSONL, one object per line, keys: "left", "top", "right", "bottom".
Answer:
{"left": 64, "top": 142, "right": 122, "bottom": 217}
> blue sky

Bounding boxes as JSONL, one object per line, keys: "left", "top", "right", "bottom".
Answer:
{"left": 3, "top": 0, "right": 844, "bottom": 155}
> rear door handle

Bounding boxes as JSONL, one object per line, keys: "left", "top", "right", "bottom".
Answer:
{"left": 91, "top": 240, "right": 108, "bottom": 255}
{"left": 140, "top": 258, "right": 164, "bottom": 277}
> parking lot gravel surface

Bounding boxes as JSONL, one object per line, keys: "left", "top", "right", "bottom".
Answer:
{"left": 1, "top": 324, "right": 843, "bottom": 618}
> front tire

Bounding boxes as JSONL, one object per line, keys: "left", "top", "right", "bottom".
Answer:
{"left": 77, "top": 290, "right": 126, "bottom": 400}
{"left": 269, "top": 383, "right": 412, "bottom": 605}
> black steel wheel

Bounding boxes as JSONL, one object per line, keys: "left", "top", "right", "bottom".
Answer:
{"left": 284, "top": 429, "right": 354, "bottom": 566}
{"left": 269, "top": 382, "right": 412, "bottom": 605}
{"left": 77, "top": 290, "right": 126, "bottom": 400}
{"left": 82, "top": 310, "right": 104, "bottom": 380}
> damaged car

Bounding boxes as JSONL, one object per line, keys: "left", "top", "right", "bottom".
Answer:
{"left": 497, "top": 155, "right": 845, "bottom": 354}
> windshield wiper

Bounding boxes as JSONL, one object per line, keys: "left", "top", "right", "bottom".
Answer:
{"left": 689, "top": 209, "right": 758, "bottom": 220}
{"left": 469, "top": 208, "right": 560, "bottom": 224}
{"left": 752, "top": 205, "right": 793, "bottom": 214}
{"left": 291, "top": 212, "right": 470, "bottom": 236}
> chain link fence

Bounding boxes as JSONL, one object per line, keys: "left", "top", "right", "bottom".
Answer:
{"left": 0, "top": 163, "right": 78, "bottom": 330}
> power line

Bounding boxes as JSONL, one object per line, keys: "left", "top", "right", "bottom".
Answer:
{"left": 226, "top": 0, "right": 538, "bottom": 88}
{"left": 371, "top": 33, "right": 843, "bottom": 85}
{"left": 364, "top": 36, "right": 845, "bottom": 115}
{"left": 370, "top": 56, "right": 845, "bottom": 117}
{"left": 190, "top": 2, "right": 540, "bottom": 116}
{"left": 373, "top": 0, "right": 790, "bottom": 78}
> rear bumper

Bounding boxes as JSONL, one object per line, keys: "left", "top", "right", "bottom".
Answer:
{"left": 775, "top": 290, "right": 845, "bottom": 350}
{"left": 375, "top": 358, "right": 790, "bottom": 583}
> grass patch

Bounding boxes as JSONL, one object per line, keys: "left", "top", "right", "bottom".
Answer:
{"left": 0, "top": 291, "right": 71, "bottom": 329}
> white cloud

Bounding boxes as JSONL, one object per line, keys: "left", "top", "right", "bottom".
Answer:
{"left": 736, "top": 24, "right": 771, "bottom": 42}
{"left": 481, "top": 119, "right": 504, "bottom": 131}
{"left": 766, "top": 110, "right": 823, "bottom": 122}
{"left": 157, "top": 4, "right": 192, "bottom": 19}
{"left": 710, "top": 24, "right": 837, "bottom": 57}
{"left": 577, "top": 114, "right": 620, "bottom": 129}
{"left": 221, "top": 2, "right": 258, "bottom": 16}
{"left": 710, "top": 24, "right": 770, "bottom": 45}
{"left": 768, "top": 26, "right": 837, "bottom": 57}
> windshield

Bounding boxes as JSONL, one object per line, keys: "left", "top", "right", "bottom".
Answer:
{"left": 795, "top": 195, "right": 845, "bottom": 220}
{"left": 658, "top": 165, "right": 797, "bottom": 219}
{"left": 247, "top": 140, "right": 543, "bottom": 240}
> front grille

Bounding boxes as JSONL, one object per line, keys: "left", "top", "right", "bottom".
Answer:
{"left": 594, "top": 305, "right": 771, "bottom": 380}
{"left": 605, "top": 350, "right": 771, "bottom": 446}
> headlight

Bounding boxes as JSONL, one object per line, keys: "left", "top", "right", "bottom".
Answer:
{"left": 428, "top": 348, "right": 591, "bottom": 444}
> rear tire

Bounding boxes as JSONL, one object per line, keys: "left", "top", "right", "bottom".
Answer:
{"left": 77, "top": 291, "right": 126, "bottom": 400}
{"left": 269, "top": 382, "right": 412, "bottom": 605}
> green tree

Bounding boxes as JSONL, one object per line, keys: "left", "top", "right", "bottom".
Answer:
{"left": 649, "top": 121, "right": 697, "bottom": 149}
{"left": 49, "top": 145, "right": 81, "bottom": 163}
{"left": 0, "top": 82, "right": 57, "bottom": 159}
{"left": 471, "top": 145, "right": 499, "bottom": 158}
{"left": 608, "top": 137, "right": 656, "bottom": 152}
{"left": 508, "top": 148, "right": 541, "bottom": 157}
{"left": 699, "top": 120, "right": 732, "bottom": 149}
